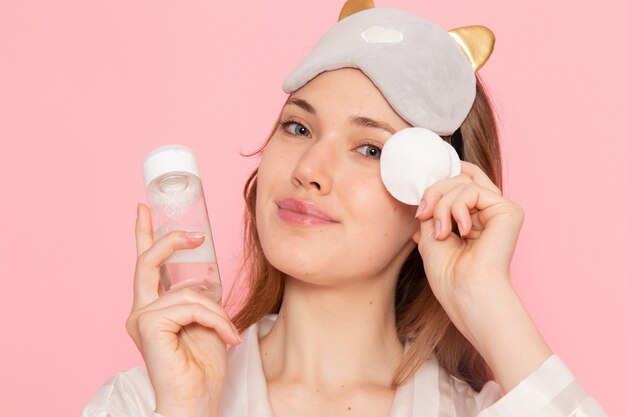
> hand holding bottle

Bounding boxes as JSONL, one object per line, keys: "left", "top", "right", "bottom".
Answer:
{"left": 126, "top": 203, "right": 241, "bottom": 417}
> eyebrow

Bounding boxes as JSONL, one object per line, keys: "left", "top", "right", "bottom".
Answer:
{"left": 286, "top": 97, "right": 316, "bottom": 115}
{"left": 285, "top": 97, "right": 397, "bottom": 135}
{"left": 350, "top": 115, "right": 397, "bottom": 135}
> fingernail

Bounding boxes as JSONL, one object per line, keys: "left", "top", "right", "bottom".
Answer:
{"left": 185, "top": 231, "right": 205, "bottom": 240}
{"left": 457, "top": 220, "right": 465, "bottom": 237}
{"left": 415, "top": 200, "right": 425, "bottom": 218}
{"left": 435, "top": 219, "right": 441, "bottom": 239}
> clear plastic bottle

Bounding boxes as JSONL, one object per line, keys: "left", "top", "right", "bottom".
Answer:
{"left": 142, "top": 144, "right": 222, "bottom": 302}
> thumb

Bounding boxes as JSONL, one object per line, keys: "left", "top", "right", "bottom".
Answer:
{"left": 418, "top": 217, "right": 437, "bottom": 243}
{"left": 417, "top": 217, "right": 461, "bottom": 258}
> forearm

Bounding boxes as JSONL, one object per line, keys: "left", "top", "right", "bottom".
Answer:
{"left": 454, "top": 277, "right": 553, "bottom": 394}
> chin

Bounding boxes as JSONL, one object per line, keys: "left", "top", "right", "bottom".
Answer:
{"left": 262, "top": 248, "right": 337, "bottom": 287}
{"left": 258, "top": 220, "right": 335, "bottom": 274}
{"left": 268, "top": 251, "right": 379, "bottom": 290}
{"left": 265, "top": 244, "right": 319, "bottom": 278}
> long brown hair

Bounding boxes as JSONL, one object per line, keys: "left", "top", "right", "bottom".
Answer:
{"left": 226, "top": 74, "right": 501, "bottom": 392}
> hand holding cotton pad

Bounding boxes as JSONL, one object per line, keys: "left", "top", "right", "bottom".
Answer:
{"left": 380, "top": 128, "right": 461, "bottom": 205}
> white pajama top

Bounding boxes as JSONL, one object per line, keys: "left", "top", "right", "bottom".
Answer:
{"left": 81, "top": 314, "right": 609, "bottom": 417}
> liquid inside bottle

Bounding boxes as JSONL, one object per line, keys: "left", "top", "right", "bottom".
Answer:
{"left": 146, "top": 169, "right": 222, "bottom": 301}
{"left": 159, "top": 263, "right": 222, "bottom": 302}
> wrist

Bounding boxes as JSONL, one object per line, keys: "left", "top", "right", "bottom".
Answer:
{"left": 450, "top": 275, "right": 515, "bottom": 341}
{"left": 452, "top": 275, "right": 516, "bottom": 321}
{"left": 452, "top": 277, "right": 553, "bottom": 393}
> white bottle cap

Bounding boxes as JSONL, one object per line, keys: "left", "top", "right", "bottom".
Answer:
{"left": 142, "top": 144, "right": 201, "bottom": 188}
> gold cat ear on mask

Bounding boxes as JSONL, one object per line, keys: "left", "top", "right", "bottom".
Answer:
{"left": 448, "top": 26, "right": 495, "bottom": 72}
{"left": 338, "top": 0, "right": 375, "bottom": 21}
{"left": 338, "top": 1, "right": 495, "bottom": 72}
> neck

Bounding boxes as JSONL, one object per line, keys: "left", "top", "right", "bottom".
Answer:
{"left": 259, "top": 275, "right": 405, "bottom": 391}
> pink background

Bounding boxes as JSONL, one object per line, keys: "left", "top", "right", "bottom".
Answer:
{"left": 0, "top": 0, "right": 623, "bottom": 415}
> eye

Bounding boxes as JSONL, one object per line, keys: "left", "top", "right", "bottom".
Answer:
{"left": 356, "top": 143, "right": 382, "bottom": 160}
{"left": 279, "top": 120, "right": 311, "bottom": 137}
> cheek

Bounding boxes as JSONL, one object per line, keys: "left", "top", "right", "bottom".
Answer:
{"left": 255, "top": 156, "right": 278, "bottom": 230}
{"left": 345, "top": 169, "right": 413, "bottom": 223}
{"left": 256, "top": 140, "right": 286, "bottom": 197}
{"left": 254, "top": 140, "right": 294, "bottom": 244}
{"left": 344, "top": 176, "right": 417, "bottom": 252}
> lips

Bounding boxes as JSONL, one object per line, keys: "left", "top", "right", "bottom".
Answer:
{"left": 276, "top": 197, "right": 339, "bottom": 225}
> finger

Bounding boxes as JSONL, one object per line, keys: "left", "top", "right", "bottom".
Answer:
{"left": 448, "top": 183, "right": 512, "bottom": 240}
{"left": 416, "top": 162, "right": 502, "bottom": 220}
{"left": 451, "top": 183, "right": 508, "bottom": 214}
{"left": 449, "top": 184, "right": 524, "bottom": 255}
{"left": 416, "top": 175, "right": 472, "bottom": 220}
{"left": 459, "top": 161, "right": 502, "bottom": 195}
{"left": 450, "top": 194, "right": 476, "bottom": 239}
{"left": 136, "top": 203, "right": 154, "bottom": 257}
{"left": 127, "top": 287, "right": 233, "bottom": 353}
{"left": 430, "top": 184, "right": 467, "bottom": 240}
{"left": 416, "top": 216, "right": 463, "bottom": 260}
{"left": 138, "top": 303, "right": 241, "bottom": 345}
{"left": 142, "top": 286, "right": 232, "bottom": 324}
{"left": 133, "top": 231, "right": 206, "bottom": 310}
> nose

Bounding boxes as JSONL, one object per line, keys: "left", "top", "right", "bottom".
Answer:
{"left": 291, "top": 138, "right": 335, "bottom": 195}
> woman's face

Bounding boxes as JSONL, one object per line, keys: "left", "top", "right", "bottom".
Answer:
{"left": 255, "top": 68, "right": 418, "bottom": 286}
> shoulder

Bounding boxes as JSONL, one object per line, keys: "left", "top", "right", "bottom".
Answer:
{"left": 80, "top": 367, "right": 156, "bottom": 417}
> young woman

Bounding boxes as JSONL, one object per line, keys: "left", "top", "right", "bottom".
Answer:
{"left": 82, "top": 3, "right": 608, "bottom": 417}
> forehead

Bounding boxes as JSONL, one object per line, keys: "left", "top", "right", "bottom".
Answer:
{"left": 285, "top": 68, "right": 411, "bottom": 129}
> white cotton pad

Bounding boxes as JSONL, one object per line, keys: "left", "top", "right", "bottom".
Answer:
{"left": 380, "top": 127, "right": 461, "bottom": 205}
